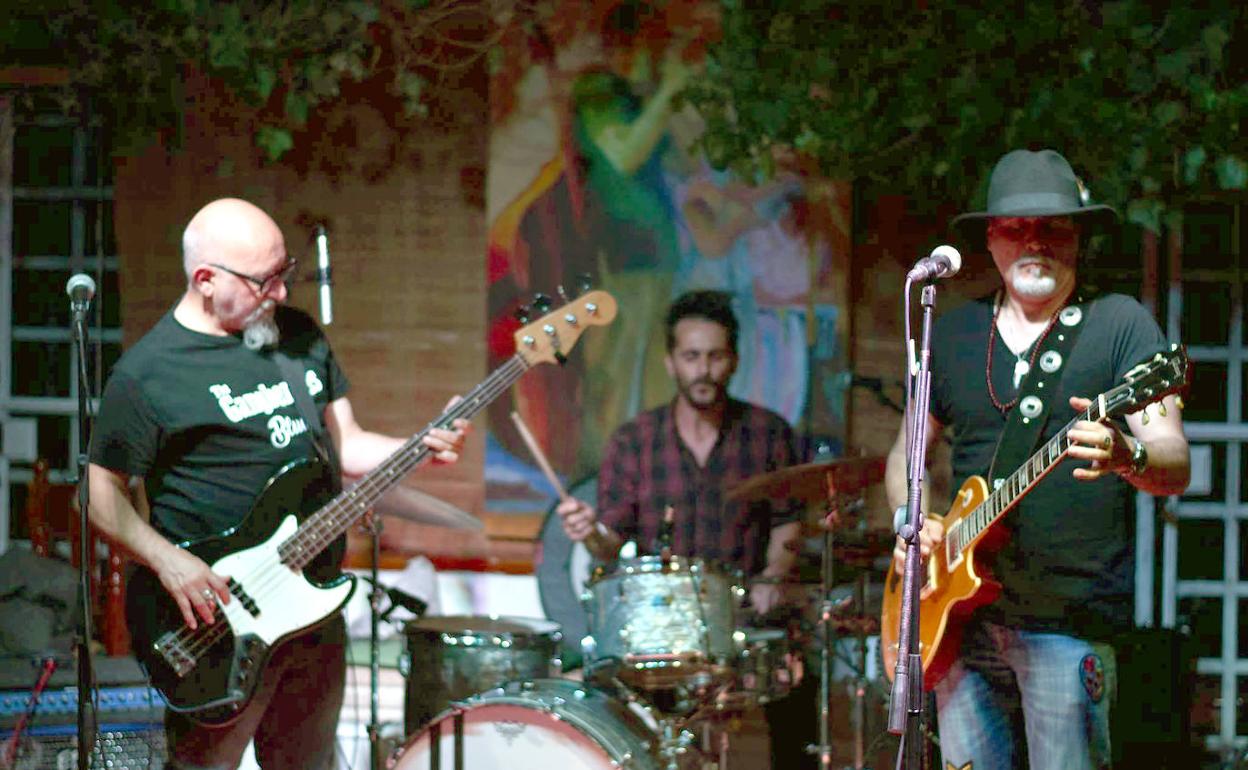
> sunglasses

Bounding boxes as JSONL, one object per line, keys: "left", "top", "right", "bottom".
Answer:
{"left": 986, "top": 218, "right": 1080, "bottom": 243}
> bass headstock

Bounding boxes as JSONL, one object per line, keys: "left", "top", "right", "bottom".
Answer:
{"left": 512, "top": 290, "right": 618, "bottom": 367}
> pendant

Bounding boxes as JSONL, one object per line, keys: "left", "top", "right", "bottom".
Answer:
{"left": 1013, "top": 359, "right": 1030, "bottom": 388}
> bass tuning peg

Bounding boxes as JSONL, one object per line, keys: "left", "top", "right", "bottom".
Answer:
{"left": 531, "top": 292, "right": 553, "bottom": 314}
{"left": 513, "top": 304, "right": 532, "bottom": 324}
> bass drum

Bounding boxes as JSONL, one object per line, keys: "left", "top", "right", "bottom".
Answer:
{"left": 535, "top": 475, "right": 598, "bottom": 670}
{"left": 388, "top": 679, "right": 662, "bottom": 770}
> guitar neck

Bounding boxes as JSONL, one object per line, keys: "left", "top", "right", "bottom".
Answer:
{"left": 279, "top": 354, "right": 530, "bottom": 569}
{"left": 950, "top": 398, "right": 1112, "bottom": 552}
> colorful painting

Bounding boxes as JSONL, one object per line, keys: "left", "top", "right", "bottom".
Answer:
{"left": 485, "top": 2, "right": 851, "bottom": 512}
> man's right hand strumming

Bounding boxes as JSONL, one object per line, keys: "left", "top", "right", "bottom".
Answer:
{"left": 154, "top": 544, "right": 232, "bottom": 631}
{"left": 891, "top": 516, "right": 944, "bottom": 577}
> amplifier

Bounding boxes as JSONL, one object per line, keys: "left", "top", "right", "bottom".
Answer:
{"left": 0, "top": 685, "right": 163, "bottom": 729}
{"left": 2, "top": 723, "right": 166, "bottom": 770}
{"left": 0, "top": 656, "right": 165, "bottom": 770}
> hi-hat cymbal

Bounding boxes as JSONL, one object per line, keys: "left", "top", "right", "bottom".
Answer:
{"left": 373, "top": 485, "right": 483, "bottom": 530}
{"left": 725, "top": 456, "right": 886, "bottom": 506}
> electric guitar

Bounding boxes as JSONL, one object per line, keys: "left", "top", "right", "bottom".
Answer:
{"left": 880, "top": 344, "right": 1189, "bottom": 689}
{"left": 126, "top": 291, "right": 617, "bottom": 724}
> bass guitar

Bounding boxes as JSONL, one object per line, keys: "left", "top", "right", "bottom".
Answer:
{"left": 126, "top": 291, "right": 617, "bottom": 724}
{"left": 880, "top": 344, "right": 1188, "bottom": 689}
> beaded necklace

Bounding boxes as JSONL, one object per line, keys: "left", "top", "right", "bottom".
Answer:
{"left": 985, "top": 291, "right": 1064, "bottom": 413}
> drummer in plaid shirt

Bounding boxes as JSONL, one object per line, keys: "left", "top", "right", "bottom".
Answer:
{"left": 558, "top": 289, "right": 816, "bottom": 770}
{"left": 556, "top": 289, "right": 802, "bottom": 612}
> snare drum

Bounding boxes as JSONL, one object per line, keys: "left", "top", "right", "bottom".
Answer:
{"left": 388, "top": 679, "right": 664, "bottom": 770}
{"left": 403, "top": 616, "right": 562, "bottom": 733}
{"left": 582, "top": 556, "right": 740, "bottom": 690}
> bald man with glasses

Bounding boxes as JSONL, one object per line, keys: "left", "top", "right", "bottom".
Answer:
{"left": 87, "top": 198, "right": 470, "bottom": 769}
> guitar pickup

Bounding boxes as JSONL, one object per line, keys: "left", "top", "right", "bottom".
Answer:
{"left": 154, "top": 632, "right": 197, "bottom": 678}
{"left": 228, "top": 577, "right": 261, "bottom": 618}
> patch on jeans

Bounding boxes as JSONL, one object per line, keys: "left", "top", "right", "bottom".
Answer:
{"left": 945, "top": 762, "right": 972, "bottom": 770}
{"left": 1081, "top": 653, "right": 1105, "bottom": 703}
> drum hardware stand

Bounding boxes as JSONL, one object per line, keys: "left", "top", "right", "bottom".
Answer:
{"left": 807, "top": 484, "right": 845, "bottom": 770}
{"left": 656, "top": 718, "right": 697, "bottom": 770}
{"left": 851, "top": 572, "right": 870, "bottom": 770}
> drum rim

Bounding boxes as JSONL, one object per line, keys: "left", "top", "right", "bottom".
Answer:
{"left": 403, "top": 614, "right": 564, "bottom": 643}
{"left": 396, "top": 679, "right": 658, "bottom": 769}
{"left": 587, "top": 554, "right": 742, "bottom": 585}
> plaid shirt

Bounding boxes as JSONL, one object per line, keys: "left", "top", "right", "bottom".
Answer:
{"left": 598, "top": 398, "right": 800, "bottom": 577}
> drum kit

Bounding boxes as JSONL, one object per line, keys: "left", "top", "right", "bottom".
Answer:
{"left": 369, "top": 457, "right": 894, "bottom": 770}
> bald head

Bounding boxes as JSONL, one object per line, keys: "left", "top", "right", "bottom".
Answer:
{"left": 182, "top": 198, "right": 284, "bottom": 280}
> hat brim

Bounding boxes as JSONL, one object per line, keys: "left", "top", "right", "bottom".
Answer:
{"left": 950, "top": 204, "right": 1118, "bottom": 253}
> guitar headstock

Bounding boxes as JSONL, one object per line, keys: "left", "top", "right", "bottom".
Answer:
{"left": 1106, "top": 343, "right": 1190, "bottom": 419}
{"left": 513, "top": 290, "right": 617, "bottom": 367}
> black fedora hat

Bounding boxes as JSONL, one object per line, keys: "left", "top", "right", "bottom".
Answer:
{"left": 950, "top": 149, "right": 1118, "bottom": 251}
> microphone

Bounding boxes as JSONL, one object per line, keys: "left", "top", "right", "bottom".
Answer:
{"left": 381, "top": 585, "right": 428, "bottom": 619}
{"left": 65, "top": 273, "right": 96, "bottom": 320}
{"left": 364, "top": 577, "right": 428, "bottom": 620}
{"left": 906, "top": 244, "right": 962, "bottom": 282}
{"left": 315, "top": 225, "right": 333, "bottom": 325}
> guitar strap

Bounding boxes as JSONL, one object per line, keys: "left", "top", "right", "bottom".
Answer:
{"left": 273, "top": 349, "right": 343, "bottom": 490}
{"left": 986, "top": 290, "right": 1096, "bottom": 487}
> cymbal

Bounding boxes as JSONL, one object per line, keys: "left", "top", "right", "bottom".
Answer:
{"left": 725, "top": 456, "right": 886, "bottom": 506}
{"left": 373, "top": 485, "right": 483, "bottom": 530}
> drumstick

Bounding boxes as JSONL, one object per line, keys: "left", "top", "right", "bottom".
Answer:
{"left": 509, "top": 411, "right": 568, "bottom": 500}
{"left": 510, "top": 410, "right": 613, "bottom": 546}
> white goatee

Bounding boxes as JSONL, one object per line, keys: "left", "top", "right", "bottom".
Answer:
{"left": 241, "top": 300, "right": 280, "bottom": 350}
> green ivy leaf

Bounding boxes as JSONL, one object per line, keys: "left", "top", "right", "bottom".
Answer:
{"left": 254, "top": 65, "right": 277, "bottom": 101}
{"left": 284, "top": 91, "right": 309, "bottom": 125}
{"left": 256, "top": 126, "right": 294, "bottom": 162}
{"left": 1181, "top": 146, "right": 1206, "bottom": 185}
{"left": 1152, "top": 101, "right": 1184, "bottom": 126}
{"left": 1214, "top": 155, "right": 1247, "bottom": 190}
{"left": 346, "top": 2, "right": 380, "bottom": 24}
{"left": 1202, "top": 23, "right": 1229, "bottom": 64}
{"left": 1126, "top": 198, "right": 1162, "bottom": 234}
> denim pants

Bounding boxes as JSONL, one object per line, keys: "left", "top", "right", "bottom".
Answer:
{"left": 165, "top": 614, "right": 347, "bottom": 770}
{"left": 934, "top": 621, "right": 1116, "bottom": 770}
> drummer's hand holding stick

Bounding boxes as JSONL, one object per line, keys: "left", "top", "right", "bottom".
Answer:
{"left": 511, "top": 411, "right": 623, "bottom": 561}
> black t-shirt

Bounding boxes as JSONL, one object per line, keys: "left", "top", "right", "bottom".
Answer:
{"left": 90, "top": 306, "right": 349, "bottom": 544}
{"left": 930, "top": 292, "right": 1167, "bottom": 637}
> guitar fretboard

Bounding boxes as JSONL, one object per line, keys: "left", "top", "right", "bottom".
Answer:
{"left": 946, "top": 397, "right": 1112, "bottom": 555}
{"left": 276, "top": 354, "right": 530, "bottom": 569}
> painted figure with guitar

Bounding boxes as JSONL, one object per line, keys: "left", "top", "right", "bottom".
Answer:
{"left": 83, "top": 198, "right": 471, "bottom": 770}
{"left": 882, "top": 150, "right": 1190, "bottom": 770}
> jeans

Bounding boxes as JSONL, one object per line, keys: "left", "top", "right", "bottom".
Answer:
{"left": 165, "top": 614, "right": 347, "bottom": 770}
{"left": 934, "top": 621, "right": 1116, "bottom": 770}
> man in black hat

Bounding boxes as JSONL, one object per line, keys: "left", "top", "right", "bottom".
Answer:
{"left": 885, "top": 149, "right": 1190, "bottom": 770}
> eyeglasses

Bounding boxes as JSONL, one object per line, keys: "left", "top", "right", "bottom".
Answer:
{"left": 209, "top": 258, "right": 299, "bottom": 293}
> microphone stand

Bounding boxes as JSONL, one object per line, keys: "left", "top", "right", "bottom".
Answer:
{"left": 71, "top": 303, "right": 97, "bottom": 770}
{"left": 887, "top": 281, "right": 937, "bottom": 770}
{"left": 367, "top": 514, "right": 383, "bottom": 770}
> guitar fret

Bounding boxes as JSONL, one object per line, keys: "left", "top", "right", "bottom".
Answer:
{"left": 279, "top": 354, "right": 533, "bottom": 568}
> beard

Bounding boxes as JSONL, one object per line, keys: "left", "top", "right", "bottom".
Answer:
{"left": 676, "top": 375, "right": 728, "bottom": 410}
{"left": 241, "top": 300, "right": 279, "bottom": 351}
{"left": 1007, "top": 260, "right": 1060, "bottom": 299}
